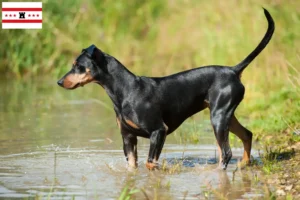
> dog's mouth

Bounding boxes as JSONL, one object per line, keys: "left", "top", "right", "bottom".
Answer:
{"left": 58, "top": 71, "right": 94, "bottom": 90}
{"left": 76, "top": 82, "right": 86, "bottom": 88}
{"left": 58, "top": 81, "right": 81, "bottom": 90}
{"left": 72, "top": 83, "right": 80, "bottom": 89}
{"left": 67, "top": 82, "right": 82, "bottom": 90}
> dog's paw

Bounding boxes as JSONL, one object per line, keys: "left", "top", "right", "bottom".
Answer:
{"left": 237, "top": 159, "right": 251, "bottom": 169}
{"left": 146, "top": 162, "right": 159, "bottom": 170}
{"left": 127, "top": 165, "right": 138, "bottom": 173}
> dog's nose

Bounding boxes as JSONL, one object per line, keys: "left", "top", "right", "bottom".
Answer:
{"left": 57, "top": 79, "right": 64, "bottom": 87}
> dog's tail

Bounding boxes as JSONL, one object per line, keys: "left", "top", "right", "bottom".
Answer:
{"left": 233, "top": 8, "right": 275, "bottom": 74}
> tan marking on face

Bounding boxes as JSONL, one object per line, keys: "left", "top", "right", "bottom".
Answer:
{"left": 127, "top": 152, "right": 137, "bottom": 168}
{"left": 63, "top": 68, "right": 94, "bottom": 89}
{"left": 125, "top": 119, "right": 139, "bottom": 129}
{"left": 73, "top": 61, "right": 77, "bottom": 65}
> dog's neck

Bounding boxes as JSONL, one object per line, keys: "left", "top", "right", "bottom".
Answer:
{"left": 95, "top": 55, "right": 137, "bottom": 108}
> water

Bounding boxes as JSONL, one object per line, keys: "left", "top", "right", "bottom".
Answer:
{"left": 0, "top": 79, "right": 266, "bottom": 199}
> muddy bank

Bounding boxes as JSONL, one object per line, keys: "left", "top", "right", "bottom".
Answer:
{"left": 264, "top": 142, "right": 300, "bottom": 198}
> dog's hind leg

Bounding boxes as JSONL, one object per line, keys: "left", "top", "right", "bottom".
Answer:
{"left": 210, "top": 111, "right": 233, "bottom": 170}
{"left": 209, "top": 86, "right": 244, "bottom": 170}
{"left": 229, "top": 115, "right": 252, "bottom": 167}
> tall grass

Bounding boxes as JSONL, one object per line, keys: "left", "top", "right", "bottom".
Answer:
{"left": 0, "top": 0, "right": 299, "bottom": 137}
{"left": 0, "top": 0, "right": 165, "bottom": 77}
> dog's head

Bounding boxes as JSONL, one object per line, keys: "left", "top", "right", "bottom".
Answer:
{"left": 57, "top": 44, "right": 108, "bottom": 90}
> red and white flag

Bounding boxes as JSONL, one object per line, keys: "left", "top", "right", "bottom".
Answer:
{"left": 2, "top": 2, "right": 42, "bottom": 29}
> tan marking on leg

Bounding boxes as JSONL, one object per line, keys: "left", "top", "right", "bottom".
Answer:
{"left": 239, "top": 72, "right": 242, "bottom": 79}
{"left": 163, "top": 122, "right": 168, "bottom": 133}
{"left": 127, "top": 152, "right": 137, "bottom": 168}
{"left": 146, "top": 160, "right": 158, "bottom": 170}
{"left": 116, "top": 117, "right": 121, "bottom": 129}
{"left": 229, "top": 116, "right": 252, "bottom": 164}
{"left": 204, "top": 99, "right": 210, "bottom": 108}
{"left": 125, "top": 119, "right": 139, "bottom": 129}
{"left": 145, "top": 123, "right": 168, "bottom": 171}
{"left": 209, "top": 112, "right": 222, "bottom": 166}
{"left": 217, "top": 142, "right": 222, "bottom": 166}
{"left": 146, "top": 162, "right": 155, "bottom": 170}
{"left": 243, "top": 140, "right": 251, "bottom": 164}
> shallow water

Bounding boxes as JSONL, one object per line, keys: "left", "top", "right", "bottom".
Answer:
{"left": 0, "top": 79, "right": 265, "bottom": 199}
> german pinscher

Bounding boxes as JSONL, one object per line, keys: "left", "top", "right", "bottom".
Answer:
{"left": 57, "top": 9, "right": 274, "bottom": 170}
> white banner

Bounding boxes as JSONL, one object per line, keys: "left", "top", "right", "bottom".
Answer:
{"left": 2, "top": 2, "right": 42, "bottom": 29}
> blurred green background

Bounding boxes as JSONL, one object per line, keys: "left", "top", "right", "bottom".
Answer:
{"left": 0, "top": 0, "right": 299, "bottom": 141}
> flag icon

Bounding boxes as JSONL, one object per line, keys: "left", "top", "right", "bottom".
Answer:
{"left": 2, "top": 2, "right": 42, "bottom": 29}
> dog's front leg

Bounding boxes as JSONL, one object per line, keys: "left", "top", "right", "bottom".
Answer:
{"left": 122, "top": 133, "right": 138, "bottom": 169}
{"left": 146, "top": 127, "right": 167, "bottom": 170}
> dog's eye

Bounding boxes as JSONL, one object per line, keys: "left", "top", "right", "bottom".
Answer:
{"left": 76, "top": 65, "right": 86, "bottom": 73}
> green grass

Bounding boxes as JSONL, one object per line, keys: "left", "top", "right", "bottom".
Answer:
{"left": 118, "top": 186, "right": 140, "bottom": 200}
{"left": 0, "top": 0, "right": 166, "bottom": 78}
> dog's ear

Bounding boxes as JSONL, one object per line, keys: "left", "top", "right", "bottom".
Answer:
{"left": 88, "top": 45, "right": 108, "bottom": 73}
{"left": 85, "top": 44, "right": 96, "bottom": 55}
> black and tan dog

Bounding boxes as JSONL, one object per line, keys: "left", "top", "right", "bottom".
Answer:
{"left": 57, "top": 9, "right": 274, "bottom": 170}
